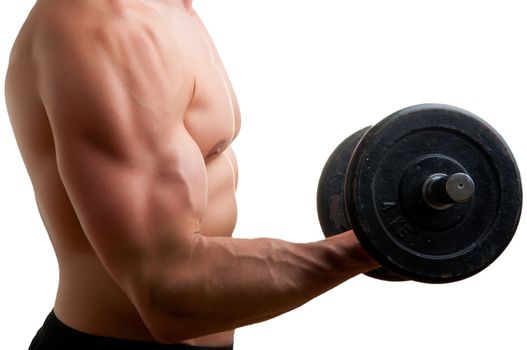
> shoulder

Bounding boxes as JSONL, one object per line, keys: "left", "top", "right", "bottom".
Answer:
{"left": 34, "top": 0, "right": 172, "bottom": 56}
{"left": 33, "top": 0, "right": 193, "bottom": 96}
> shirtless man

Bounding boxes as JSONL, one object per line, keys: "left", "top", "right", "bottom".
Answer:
{"left": 5, "top": 0, "right": 379, "bottom": 348}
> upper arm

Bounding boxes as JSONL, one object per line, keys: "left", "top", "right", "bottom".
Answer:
{"left": 37, "top": 10, "right": 205, "bottom": 323}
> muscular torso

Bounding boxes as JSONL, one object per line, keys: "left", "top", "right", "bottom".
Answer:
{"left": 6, "top": 0, "right": 240, "bottom": 346}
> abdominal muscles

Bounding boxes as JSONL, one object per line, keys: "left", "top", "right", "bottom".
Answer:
{"left": 200, "top": 151, "right": 238, "bottom": 237}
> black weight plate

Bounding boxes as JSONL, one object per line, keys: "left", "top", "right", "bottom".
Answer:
{"left": 345, "top": 104, "right": 522, "bottom": 283}
{"left": 317, "top": 127, "right": 371, "bottom": 236}
{"left": 317, "top": 127, "right": 408, "bottom": 282}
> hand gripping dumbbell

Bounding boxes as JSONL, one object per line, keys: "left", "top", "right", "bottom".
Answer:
{"left": 317, "top": 104, "right": 522, "bottom": 283}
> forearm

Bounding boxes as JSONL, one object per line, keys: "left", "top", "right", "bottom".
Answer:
{"left": 147, "top": 230, "right": 378, "bottom": 342}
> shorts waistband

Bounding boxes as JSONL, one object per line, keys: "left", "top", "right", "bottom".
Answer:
{"left": 29, "top": 310, "right": 233, "bottom": 350}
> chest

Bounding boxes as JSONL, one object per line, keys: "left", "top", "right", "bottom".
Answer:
{"left": 173, "top": 12, "right": 241, "bottom": 161}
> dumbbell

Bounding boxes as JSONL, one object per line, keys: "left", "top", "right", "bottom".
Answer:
{"left": 317, "top": 104, "right": 522, "bottom": 283}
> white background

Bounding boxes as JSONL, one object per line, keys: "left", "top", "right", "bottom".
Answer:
{"left": 1, "top": 0, "right": 526, "bottom": 349}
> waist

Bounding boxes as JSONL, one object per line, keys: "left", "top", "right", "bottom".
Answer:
{"left": 54, "top": 256, "right": 235, "bottom": 346}
{"left": 30, "top": 310, "right": 234, "bottom": 350}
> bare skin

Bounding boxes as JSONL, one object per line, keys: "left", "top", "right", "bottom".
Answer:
{"left": 5, "top": 0, "right": 379, "bottom": 346}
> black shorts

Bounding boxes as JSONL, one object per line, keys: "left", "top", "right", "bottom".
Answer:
{"left": 29, "top": 310, "right": 234, "bottom": 350}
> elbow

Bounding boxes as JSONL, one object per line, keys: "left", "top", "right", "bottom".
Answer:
{"left": 136, "top": 277, "right": 202, "bottom": 344}
{"left": 139, "top": 301, "right": 196, "bottom": 345}
{"left": 147, "top": 320, "right": 188, "bottom": 345}
{"left": 132, "top": 235, "right": 217, "bottom": 343}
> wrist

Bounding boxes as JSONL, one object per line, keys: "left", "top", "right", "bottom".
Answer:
{"left": 328, "top": 230, "right": 381, "bottom": 274}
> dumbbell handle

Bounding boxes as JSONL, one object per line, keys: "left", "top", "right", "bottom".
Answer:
{"left": 422, "top": 173, "right": 475, "bottom": 210}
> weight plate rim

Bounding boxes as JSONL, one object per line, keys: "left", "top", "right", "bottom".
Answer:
{"left": 315, "top": 126, "right": 409, "bottom": 282}
{"left": 344, "top": 103, "right": 523, "bottom": 283}
{"left": 317, "top": 126, "right": 371, "bottom": 237}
